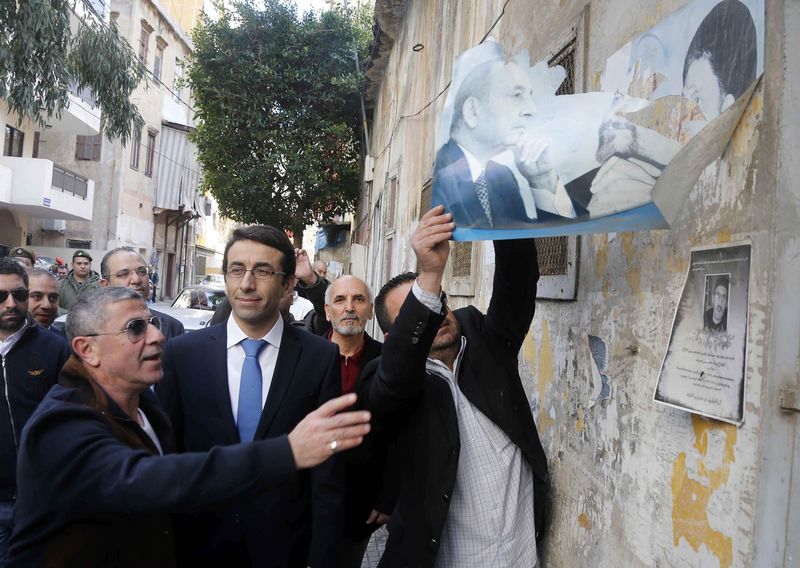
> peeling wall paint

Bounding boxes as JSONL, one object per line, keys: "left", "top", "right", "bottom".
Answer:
{"left": 363, "top": 0, "right": 795, "bottom": 565}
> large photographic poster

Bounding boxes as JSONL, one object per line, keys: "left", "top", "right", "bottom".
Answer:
{"left": 654, "top": 243, "right": 751, "bottom": 424}
{"left": 433, "top": 0, "right": 765, "bottom": 241}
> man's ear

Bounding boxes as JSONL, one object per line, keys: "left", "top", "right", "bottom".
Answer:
{"left": 383, "top": 331, "right": 389, "bottom": 340}
{"left": 72, "top": 337, "right": 101, "bottom": 368}
{"left": 99, "top": 279, "right": 109, "bottom": 288}
{"left": 324, "top": 304, "right": 332, "bottom": 322}
{"left": 720, "top": 93, "right": 735, "bottom": 114}
{"left": 462, "top": 97, "right": 481, "bottom": 129}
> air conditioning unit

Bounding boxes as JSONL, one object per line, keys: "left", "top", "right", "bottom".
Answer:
{"left": 42, "top": 219, "right": 66, "bottom": 233}
{"left": 363, "top": 155, "right": 374, "bottom": 182}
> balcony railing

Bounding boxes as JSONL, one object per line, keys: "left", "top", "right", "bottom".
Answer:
{"left": 52, "top": 165, "right": 88, "bottom": 199}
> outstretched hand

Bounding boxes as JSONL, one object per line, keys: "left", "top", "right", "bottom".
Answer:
{"left": 287, "top": 393, "right": 371, "bottom": 469}
{"left": 411, "top": 205, "right": 454, "bottom": 294}
{"left": 294, "top": 249, "right": 317, "bottom": 286}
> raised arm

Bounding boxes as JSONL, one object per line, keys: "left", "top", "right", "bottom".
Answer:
{"left": 484, "top": 238, "right": 540, "bottom": 355}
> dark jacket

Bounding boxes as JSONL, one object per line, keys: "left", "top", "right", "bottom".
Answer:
{"left": 0, "top": 322, "right": 69, "bottom": 500}
{"left": 150, "top": 308, "right": 185, "bottom": 340}
{"left": 358, "top": 239, "right": 550, "bottom": 568}
{"left": 295, "top": 276, "right": 332, "bottom": 336}
{"left": 342, "top": 333, "right": 388, "bottom": 541}
{"left": 58, "top": 270, "right": 101, "bottom": 311}
{"left": 8, "top": 357, "right": 297, "bottom": 567}
{"left": 158, "top": 320, "right": 343, "bottom": 568}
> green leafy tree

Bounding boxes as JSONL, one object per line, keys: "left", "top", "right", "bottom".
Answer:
{"left": 188, "top": 0, "right": 371, "bottom": 244}
{"left": 0, "top": 0, "right": 144, "bottom": 144}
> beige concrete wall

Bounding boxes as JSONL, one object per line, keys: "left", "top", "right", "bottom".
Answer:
{"left": 363, "top": 0, "right": 797, "bottom": 566}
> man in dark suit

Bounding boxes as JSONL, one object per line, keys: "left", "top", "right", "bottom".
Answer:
{"left": 360, "top": 206, "right": 549, "bottom": 567}
{"left": 100, "top": 248, "right": 185, "bottom": 340}
{"left": 433, "top": 58, "right": 580, "bottom": 229}
{"left": 158, "top": 225, "right": 343, "bottom": 568}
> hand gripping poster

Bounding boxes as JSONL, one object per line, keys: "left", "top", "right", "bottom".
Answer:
{"left": 654, "top": 243, "right": 751, "bottom": 424}
{"left": 433, "top": 0, "right": 764, "bottom": 240}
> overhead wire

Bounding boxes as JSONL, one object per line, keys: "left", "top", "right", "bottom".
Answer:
{"left": 371, "top": 0, "right": 513, "bottom": 161}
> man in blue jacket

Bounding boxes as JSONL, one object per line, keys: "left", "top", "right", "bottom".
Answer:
{"left": 8, "top": 287, "right": 370, "bottom": 567}
{"left": 0, "top": 258, "right": 70, "bottom": 565}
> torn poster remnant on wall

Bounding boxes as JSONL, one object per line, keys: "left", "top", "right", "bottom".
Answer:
{"left": 433, "top": 0, "right": 765, "bottom": 241}
{"left": 654, "top": 243, "right": 751, "bottom": 425}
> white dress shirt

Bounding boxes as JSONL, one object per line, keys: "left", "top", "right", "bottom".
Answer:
{"left": 412, "top": 282, "right": 537, "bottom": 568}
{"left": 226, "top": 314, "right": 284, "bottom": 424}
{"left": 0, "top": 320, "right": 28, "bottom": 358}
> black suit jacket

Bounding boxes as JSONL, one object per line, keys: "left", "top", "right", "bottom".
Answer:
{"left": 150, "top": 308, "right": 185, "bottom": 341}
{"left": 158, "top": 321, "right": 343, "bottom": 568}
{"left": 342, "top": 333, "right": 389, "bottom": 541}
{"left": 358, "top": 238, "right": 549, "bottom": 568}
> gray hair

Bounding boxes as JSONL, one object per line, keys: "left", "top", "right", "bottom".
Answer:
{"left": 28, "top": 267, "right": 58, "bottom": 283}
{"left": 324, "top": 275, "right": 374, "bottom": 305}
{"left": 100, "top": 247, "right": 141, "bottom": 280}
{"left": 66, "top": 287, "right": 143, "bottom": 342}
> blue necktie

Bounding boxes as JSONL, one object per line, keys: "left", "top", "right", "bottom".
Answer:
{"left": 237, "top": 339, "right": 267, "bottom": 442}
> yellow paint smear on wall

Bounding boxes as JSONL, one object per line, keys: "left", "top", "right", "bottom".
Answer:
{"left": 578, "top": 512, "right": 592, "bottom": 530}
{"left": 593, "top": 234, "right": 608, "bottom": 280}
{"left": 575, "top": 405, "right": 585, "bottom": 433}
{"left": 670, "top": 416, "right": 737, "bottom": 568}
{"left": 716, "top": 230, "right": 732, "bottom": 244}
{"left": 730, "top": 92, "right": 763, "bottom": 157}
{"left": 537, "top": 320, "right": 555, "bottom": 431}
{"left": 621, "top": 233, "right": 644, "bottom": 304}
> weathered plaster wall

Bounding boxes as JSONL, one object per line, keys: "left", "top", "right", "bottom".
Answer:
{"left": 364, "top": 0, "right": 796, "bottom": 565}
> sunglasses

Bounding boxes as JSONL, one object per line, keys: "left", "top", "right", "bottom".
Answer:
{"left": 83, "top": 316, "right": 161, "bottom": 342}
{"left": 0, "top": 288, "right": 29, "bottom": 303}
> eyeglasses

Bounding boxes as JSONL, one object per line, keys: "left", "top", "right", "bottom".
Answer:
{"left": 83, "top": 316, "right": 161, "bottom": 342}
{"left": 225, "top": 266, "right": 286, "bottom": 280}
{"left": 113, "top": 267, "right": 149, "bottom": 280}
{"left": 0, "top": 288, "right": 29, "bottom": 303}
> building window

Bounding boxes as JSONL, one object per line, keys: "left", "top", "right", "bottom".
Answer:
{"left": 173, "top": 58, "right": 184, "bottom": 101}
{"left": 138, "top": 21, "right": 153, "bottom": 64}
{"left": 145, "top": 130, "right": 157, "bottom": 177}
{"left": 384, "top": 236, "right": 394, "bottom": 283}
{"left": 4, "top": 125, "right": 24, "bottom": 157}
{"left": 154, "top": 38, "right": 167, "bottom": 82}
{"left": 32, "top": 131, "right": 40, "bottom": 158}
{"left": 75, "top": 134, "right": 102, "bottom": 161}
{"left": 130, "top": 131, "right": 141, "bottom": 170}
{"left": 387, "top": 176, "right": 397, "bottom": 229}
{"left": 67, "top": 239, "right": 91, "bottom": 249}
{"left": 420, "top": 178, "right": 432, "bottom": 216}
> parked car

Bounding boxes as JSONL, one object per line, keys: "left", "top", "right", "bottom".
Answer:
{"left": 52, "top": 284, "right": 227, "bottom": 333}
{"left": 34, "top": 255, "right": 57, "bottom": 270}
{"left": 155, "top": 284, "right": 227, "bottom": 332}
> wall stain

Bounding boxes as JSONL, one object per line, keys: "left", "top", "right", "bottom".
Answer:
{"left": 670, "top": 415, "right": 737, "bottom": 568}
{"left": 716, "top": 230, "right": 732, "bottom": 244}
{"left": 537, "top": 320, "right": 556, "bottom": 432}
{"left": 575, "top": 405, "right": 585, "bottom": 433}
{"left": 578, "top": 512, "right": 592, "bottom": 530}
{"left": 730, "top": 91, "right": 763, "bottom": 157}
{"left": 593, "top": 233, "right": 609, "bottom": 280}
{"left": 621, "top": 233, "right": 644, "bottom": 304}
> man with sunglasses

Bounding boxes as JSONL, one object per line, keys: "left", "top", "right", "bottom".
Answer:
{"left": 159, "top": 225, "right": 344, "bottom": 568}
{"left": 0, "top": 258, "right": 70, "bottom": 565}
{"left": 8, "top": 287, "right": 371, "bottom": 566}
{"left": 100, "top": 248, "right": 185, "bottom": 340}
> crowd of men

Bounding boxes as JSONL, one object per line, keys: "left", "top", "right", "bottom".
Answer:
{"left": 0, "top": 206, "right": 549, "bottom": 568}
